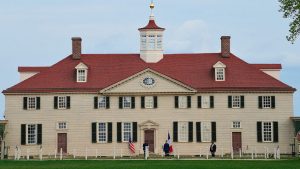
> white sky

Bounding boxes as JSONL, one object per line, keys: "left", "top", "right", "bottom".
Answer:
{"left": 0, "top": 0, "right": 299, "bottom": 117}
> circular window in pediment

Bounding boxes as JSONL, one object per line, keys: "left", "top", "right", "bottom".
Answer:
{"left": 141, "top": 77, "right": 156, "bottom": 88}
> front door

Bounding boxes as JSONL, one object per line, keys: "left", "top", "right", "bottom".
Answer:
{"left": 232, "top": 132, "right": 242, "bottom": 153}
{"left": 57, "top": 133, "right": 67, "bottom": 154}
{"left": 144, "top": 130, "right": 154, "bottom": 152}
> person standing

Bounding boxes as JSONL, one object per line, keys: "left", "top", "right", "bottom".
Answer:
{"left": 163, "top": 140, "right": 170, "bottom": 157}
{"left": 143, "top": 142, "right": 149, "bottom": 159}
{"left": 210, "top": 141, "right": 217, "bottom": 158}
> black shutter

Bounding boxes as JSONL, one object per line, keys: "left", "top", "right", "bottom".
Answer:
{"left": 210, "top": 96, "right": 214, "bottom": 108}
{"left": 133, "top": 122, "right": 137, "bottom": 142}
{"left": 106, "top": 97, "right": 110, "bottom": 109}
{"left": 271, "top": 96, "right": 276, "bottom": 109}
{"left": 37, "top": 124, "right": 42, "bottom": 145}
{"left": 117, "top": 122, "right": 122, "bottom": 142}
{"left": 228, "top": 96, "right": 232, "bottom": 108}
{"left": 257, "top": 122, "right": 262, "bottom": 142}
{"left": 173, "top": 122, "right": 178, "bottom": 142}
{"left": 175, "top": 96, "right": 179, "bottom": 108}
{"left": 258, "top": 96, "right": 262, "bottom": 109}
{"left": 196, "top": 122, "right": 201, "bottom": 142}
{"left": 54, "top": 96, "right": 58, "bottom": 109}
{"left": 107, "top": 122, "right": 112, "bottom": 143}
{"left": 131, "top": 97, "right": 135, "bottom": 109}
{"left": 241, "top": 96, "right": 245, "bottom": 108}
{"left": 197, "top": 96, "right": 202, "bottom": 108}
{"left": 36, "top": 97, "right": 40, "bottom": 110}
{"left": 187, "top": 96, "right": 191, "bottom": 108}
{"left": 23, "top": 97, "right": 28, "bottom": 110}
{"left": 66, "top": 96, "right": 71, "bottom": 109}
{"left": 188, "top": 122, "right": 193, "bottom": 142}
{"left": 94, "top": 97, "right": 98, "bottom": 109}
{"left": 141, "top": 96, "right": 145, "bottom": 109}
{"left": 119, "top": 97, "right": 123, "bottom": 109}
{"left": 154, "top": 96, "right": 158, "bottom": 108}
{"left": 21, "top": 124, "right": 26, "bottom": 145}
{"left": 92, "top": 123, "right": 97, "bottom": 143}
{"left": 273, "top": 121, "right": 278, "bottom": 142}
{"left": 211, "top": 122, "right": 216, "bottom": 142}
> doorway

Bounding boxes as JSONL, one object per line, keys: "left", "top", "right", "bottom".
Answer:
{"left": 232, "top": 132, "right": 242, "bottom": 153}
{"left": 57, "top": 133, "right": 67, "bottom": 154}
{"left": 144, "top": 130, "right": 155, "bottom": 152}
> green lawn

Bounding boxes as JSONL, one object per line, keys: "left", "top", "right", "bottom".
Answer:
{"left": 0, "top": 160, "right": 300, "bottom": 169}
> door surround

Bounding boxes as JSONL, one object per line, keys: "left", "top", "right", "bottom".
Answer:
{"left": 139, "top": 120, "right": 159, "bottom": 154}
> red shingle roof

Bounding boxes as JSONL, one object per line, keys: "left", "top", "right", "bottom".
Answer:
{"left": 251, "top": 64, "right": 282, "bottom": 70}
{"left": 3, "top": 53, "right": 295, "bottom": 93}
{"left": 138, "top": 20, "right": 165, "bottom": 30}
{"left": 18, "top": 67, "right": 50, "bottom": 72}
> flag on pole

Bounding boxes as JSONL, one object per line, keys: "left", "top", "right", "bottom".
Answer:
{"left": 167, "top": 131, "right": 173, "bottom": 153}
{"left": 128, "top": 137, "right": 135, "bottom": 154}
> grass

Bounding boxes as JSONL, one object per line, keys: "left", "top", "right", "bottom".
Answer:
{"left": 0, "top": 160, "right": 300, "bottom": 169}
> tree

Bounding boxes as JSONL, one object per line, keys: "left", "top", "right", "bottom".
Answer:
{"left": 279, "top": 0, "right": 300, "bottom": 43}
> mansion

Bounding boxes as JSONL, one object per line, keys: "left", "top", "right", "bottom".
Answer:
{"left": 1, "top": 2, "right": 299, "bottom": 157}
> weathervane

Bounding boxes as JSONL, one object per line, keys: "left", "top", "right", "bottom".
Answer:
{"left": 150, "top": 0, "right": 155, "bottom": 16}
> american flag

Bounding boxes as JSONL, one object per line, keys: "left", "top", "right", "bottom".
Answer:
{"left": 128, "top": 137, "right": 135, "bottom": 154}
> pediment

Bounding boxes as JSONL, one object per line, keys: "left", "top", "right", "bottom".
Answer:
{"left": 139, "top": 120, "right": 159, "bottom": 127}
{"left": 100, "top": 68, "right": 196, "bottom": 94}
{"left": 75, "top": 62, "right": 88, "bottom": 69}
{"left": 213, "top": 61, "right": 226, "bottom": 68}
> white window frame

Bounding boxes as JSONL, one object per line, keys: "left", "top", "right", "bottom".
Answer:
{"left": 232, "top": 121, "right": 241, "bottom": 128}
{"left": 215, "top": 68, "right": 225, "bottom": 81}
{"left": 157, "top": 35, "right": 163, "bottom": 49}
{"left": 148, "top": 35, "right": 156, "bottom": 50}
{"left": 57, "top": 122, "right": 67, "bottom": 130}
{"left": 201, "top": 121, "right": 212, "bottom": 142}
{"left": 26, "top": 124, "right": 37, "bottom": 145}
{"left": 27, "top": 97, "right": 37, "bottom": 110}
{"left": 201, "top": 96, "right": 210, "bottom": 109}
{"left": 145, "top": 96, "right": 154, "bottom": 109}
{"left": 58, "top": 96, "right": 67, "bottom": 109}
{"left": 141, "top": 35, "right": 147, "bottom": 50}
{"left": 98, "top": 96, "right": 107, "bottom": 109}
{"left": 232, "top": 96, "right": 241, "bottom": 108}
{"left": 178, "top": 122, "right": 188, "bottom": 142}
{"left": 123, "top": 97, "right": 132, "bottom": 109}
{"left": 97, "top": 122, "right": 108, "bottom": 143}
{"left": 178, "top": 96, "right": 188, "bottom": 109}
{"left": 77, "top": 69, "right": 87, "bottom": 82}
{"left": 262, "top": 122, "right": 273, "bottom": 142}
{"left": 262, "top": 96, "right": 272, "bottom": 109}
{"left": 122, "top": 122, "right": 133, "bottom": 142}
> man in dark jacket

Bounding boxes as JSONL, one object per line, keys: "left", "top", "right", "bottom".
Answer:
{"left": 210, "top": 141, "right": 217, "bottom": 157}
{"left": 163, "top": 140, "right": 170, "bottom": 156}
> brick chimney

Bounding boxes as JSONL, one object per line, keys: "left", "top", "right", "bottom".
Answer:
{"left": 72, "top": 37, "right": 82, "bottom": 60}
{"left": 221, "top": 36, "right": 231, "bottom": 58}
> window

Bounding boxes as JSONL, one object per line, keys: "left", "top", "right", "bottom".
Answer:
{"left": 58, "top": 96, "right": 67, "bottom": 109}
{"left": 179, "top": 96, "right": 187, "bottom": 108}
{"left": 57, "top": 122, "right": 67, "bottom": 129}
{"left": 263, "top": 96, "right": 271, "bottom": 108}
{"left": 178, "top": 122, "right": 188, "bottom": 142}
{"left": 122, "top": 122, "right": 132, "bottom": 142}
{"left": 98, "top": 96, "right": 106, "bottom": 108}
{"left": 27, "top": 124, "right": 37, "bottom": 144}
{"left": 148, "top": 35, "right": 156, "bottom": 50}
{"left": 216, "top": 68, "right": 225, "bottom": 81}
{"left": 232, "top": 96, "right": 241, "bottom": 108}
{"left": 157, "top": 35, "right": 162, "bottom": 49}
{"left": 141, "top": 35, "right": 147, "bottom": 49}
{"left": 77, "top": 69, "right": 87, "bottom": 82}
{"left": 262, "top": 122, "right": 273, "bottom": 142}
{"left": 145, "top": 96, "right": 154, "bottom": 108}
{"left": 98, "top": 122, "right": 107, "bottom": 143}
{"left": 201, "top": 122, "right": 211, "bottom": 142}
{"left": 232, "top": 121, "right": 241, "bottom": 128}
{"left": 123, "top": 97, "right": 132, "bottom": 109}
{"left": 202, "top": 96, "right": 210, "bottom": 108}
{"left": 28, "top": 97, "right": 36, "bottom": 109}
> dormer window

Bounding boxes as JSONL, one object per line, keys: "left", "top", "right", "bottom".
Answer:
{"left": 213, "top": 61, "right": 226, "bottom": 81}
{"left": 75, "top": 62, "right": 88, "bottom": 83}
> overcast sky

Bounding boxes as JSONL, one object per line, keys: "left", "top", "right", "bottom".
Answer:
{"left": 0, "top": 0, "right": 299, "bottom": 117}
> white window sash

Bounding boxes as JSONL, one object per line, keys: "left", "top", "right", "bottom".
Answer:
{"left": 232, "top": 96, "right": 241, "bottom": 108}
{"left": 27, "top": 97, "right": 37, "bottom": 110}
{"left": 178, "top": 96, "right": 187, "bottom": 109}
{"left": 97, "top": 122, "right": 108, "bottom": 143}
{"left": 178, "top": 122, "right": 188, "bottom": 142}
{"left": 58, "top": 96, "right": 67, "bottom": 109}
{"left": 98, "top": 96, "right": 107, "bottom": 109}
{"left": 145, "top": 96, "right": 154, "bottom": 109}
{"left": 77, "top": 69, "right": 87, "bottom": 82}
{"left": 122, "top": 122, "right": 132, "bottom": 142}
{"left": 262, "top": 122, "right": 273, "bottom": 142}
{"left": 201, "top": 96, "right": 210, "bottom": 109}
{"left": 26, "top": 124, "right": 37, "bottom": 145}
{"left": 123, "top": 97, "right": 132, "bottom": 109}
